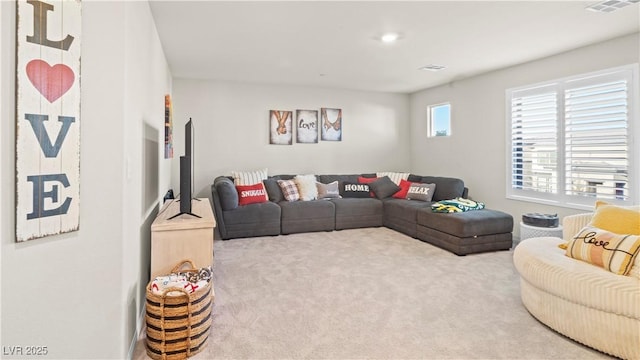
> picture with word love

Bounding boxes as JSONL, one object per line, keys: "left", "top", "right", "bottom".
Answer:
{"left": 16, "top": 0, "right": 82, "bottom": 242}
{"left": 296, "top": 109, "right": 318, "bottom": 144}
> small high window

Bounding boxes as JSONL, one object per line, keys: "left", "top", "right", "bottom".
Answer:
{"left": 428, "top": 103, "right": 451, "bottom": 137}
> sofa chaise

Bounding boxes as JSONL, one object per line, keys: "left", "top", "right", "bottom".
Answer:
{"left": 514, "top": 212, "right": 640, "bottom": 359}
{"left": 211, "top": 173, "right": 514, "bottom": 255}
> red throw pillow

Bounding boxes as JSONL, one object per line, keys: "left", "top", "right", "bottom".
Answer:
{"left": 357, "top": 176, "right": 377, "bottom": 197}
{"left": 236, "top": 183, "right": 268, "bottom": 205}
{"left": 358, "top": 176, "right": 378, "bottom": 184}
{"left": 393, "top": 179, "right": 413, "bottom": 199}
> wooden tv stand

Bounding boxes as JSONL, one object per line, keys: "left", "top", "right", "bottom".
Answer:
{"left": 150, "top": 198, "right": 215, "bottom": 279}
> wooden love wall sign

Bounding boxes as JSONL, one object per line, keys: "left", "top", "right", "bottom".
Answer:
{"left": 16, "top": 0, "right": 81, "bottom": 242}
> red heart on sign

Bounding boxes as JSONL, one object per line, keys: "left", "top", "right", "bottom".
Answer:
{"left": 26, "top": 60, "right": 75, "bottom": 103}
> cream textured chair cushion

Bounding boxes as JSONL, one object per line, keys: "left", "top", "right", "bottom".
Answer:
{"left": 514, "top": 236, "right": 640, "bottom": 359}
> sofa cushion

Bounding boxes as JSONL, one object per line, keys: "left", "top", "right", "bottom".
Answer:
{"left": 295, "top": 174, "right": 318, "bottom": 201}
{"left": 214, "top": 177, "right": 238, "bottom": 210}
{"left": 382, "top": 198, "right": 433, "bottom": 237}
{"left": 316, "top": 181, "right": 341, "bottom": 199}
{"left": 420, "top": 176, "right": 465, "bottom": 201}
{"left": 263, "top": 178, "right": 284, "bottom": 202}
{"left": 221, "top": 201, "right": 281, "bottom": 239}
{"left": 280, "top": 200, "right": 335, "bottom": 234}
{"left": 278, "top": 179, "right": 300, "bottom": 201}
{"left": 369, "top": 176, "right": 401, "bottom": 199}
{"left": 566, "top": 225, "right": 640, "bottom": 276}
{"left": 376, "top": 172, "right": 410, "bottom": 185}
{"left": 318, "top": 174, "right": 361, "bottom": 186}
{"left": 590, "top": 200, "right": 640, "bottom": 235}
{"left": 341, "top": 182, "right": 371, "bottom": 198}
{"left": 416, "top": 208, "right": 513, "bottom": 238}
{"left": 406, "top": 183, "right": 436, "bottom": 202}
{"left": 393, "top": 179, "right": 412, "bottom": 199}
{"left": 331, "top": 198, "right": 383, "bottom": 229}
{"left": 231, "top": 168, "right": 268, "bottom": 185}
{"left": 236, "top": 183, "right": 268, "bottom": 206}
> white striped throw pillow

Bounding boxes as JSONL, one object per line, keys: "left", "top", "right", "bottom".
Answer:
{"left": 376, "top": 172, "right": 410, "bottom": 186}
{"left": 231, "top": 168, "right": 268, "bottom": 186}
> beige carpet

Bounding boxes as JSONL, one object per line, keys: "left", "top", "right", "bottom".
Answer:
{"left": 134, "top": 227, "right": 611, "bottom": 359}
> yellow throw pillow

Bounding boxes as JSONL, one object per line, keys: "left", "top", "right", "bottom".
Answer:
{"left": 589, "top": 200, "right": 640, "bottom": 235}
{"left": 566, "top": 225, "right": 640, "bottom": 276}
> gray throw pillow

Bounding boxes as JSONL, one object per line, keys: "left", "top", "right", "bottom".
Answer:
{"left": 369, "top": 176, "right": 401, "bottom": 199}
{"left": 406, "top": 183, "right": 436, "bottom": 202}
{"left": 263, "top": 178, "right": 284, "bottom": 202}
{"left": 215, "top": 177, "right": 238, "bottom": 210}
{"left": 316, "top": 181, "right": 341, "bottom": 199}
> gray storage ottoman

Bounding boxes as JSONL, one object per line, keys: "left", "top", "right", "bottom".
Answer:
{"left": 331, "top": 198, "right": 383, "bottom": 230}
{"left": 416, "top": 208, "right": 513, "bottom": 255}
{"left": 280, "top": 200, "right": 335, "bottom": 234}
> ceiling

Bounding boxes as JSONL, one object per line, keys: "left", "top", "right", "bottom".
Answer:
{"left": 149, "top": 1, "right": 640, "bottom": 94}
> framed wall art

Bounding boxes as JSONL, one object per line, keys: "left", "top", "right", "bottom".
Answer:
{"left": 269, "top": 110, "right": 292, "bottom": 145}
{"left": 15, "top": 0, "right": 82, "bottom": 241}
{"left": 321, "top": 108, "right": 342, "bottom": 141}
{"left": 164, "top": 94, "right": 173, "bottom": 159}
{"left": 296, "top": 109, "right": 318, "bottom": 144}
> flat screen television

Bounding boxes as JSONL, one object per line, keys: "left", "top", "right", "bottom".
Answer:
{"left": 169, "top": 118, "right": 200, "bottom": 219}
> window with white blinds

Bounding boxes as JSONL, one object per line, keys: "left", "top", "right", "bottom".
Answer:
{"left": 507, "top": 65, "right": 637, "bottom": 208}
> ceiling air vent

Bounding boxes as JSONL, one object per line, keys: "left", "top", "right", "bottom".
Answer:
{"left": 586, "top": 0, "right": 639, "bottom": 13}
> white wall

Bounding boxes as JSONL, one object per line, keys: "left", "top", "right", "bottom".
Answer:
{"left": 1, "top": 1, "right": 171, "bottom": 358}
{"left": 171, "top": 79, "right": 411, "bottom": 197}
{"left": 409, "top": 33, "right": 640, "bottom": 239}
{"left": 121, "top": 1, "right": 173, "bottom": 356}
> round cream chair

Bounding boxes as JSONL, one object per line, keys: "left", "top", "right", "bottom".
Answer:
{"left": 513, "top": 213, "right": 640, "bottom": 360}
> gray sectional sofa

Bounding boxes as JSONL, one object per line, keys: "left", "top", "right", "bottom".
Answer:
{"left": 210, "top": 173, "right": 514, "bottom": 255}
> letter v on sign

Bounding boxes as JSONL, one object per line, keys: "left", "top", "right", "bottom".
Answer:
{"left": 24, "top": 113, "right": 75, "bottom": 158}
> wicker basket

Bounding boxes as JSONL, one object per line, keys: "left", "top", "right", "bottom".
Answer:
{"left": 145, "top": 259, "right": 212, "bottom": 360}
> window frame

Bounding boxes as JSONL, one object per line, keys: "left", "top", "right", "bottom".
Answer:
{"left": 505, "top": 64, "right": 639, "bottom": 210}
{"left": 427, "top": 102, "right": 451, "bottom": 138}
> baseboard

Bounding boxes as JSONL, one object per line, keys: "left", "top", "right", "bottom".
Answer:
{"left": 127, "top": 304, "right": 146, "bottom": 360}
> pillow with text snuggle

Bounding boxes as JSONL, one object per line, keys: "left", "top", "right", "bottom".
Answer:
{"left": 340, "top": 182, "right": 371, "bottom": 198}
{"left": 236, "top": 182, "right": 268, "bottom": 206}
{"left": 406, "top": 183, "right": 436, "bottom": 202}
{"left": 393, "top": 179, "right": 413, "bottom": 199}
{"left": 316, "top": 181, "right": 341, "bottom": 199}
{"left": 369, "top": 176, "right": 401, "bottom": 199}
{"left": 566, "top": 225, "right": 640, "bottom": 276}
{"left": 277, "top": 179, "right": 300, "bottom": 201}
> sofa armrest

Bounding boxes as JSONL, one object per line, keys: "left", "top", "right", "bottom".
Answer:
{"left": 562, "top": 213, "right": 593, "bottom": 242}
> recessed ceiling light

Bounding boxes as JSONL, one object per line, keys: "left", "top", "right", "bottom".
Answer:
{"left": 380, "top": 33, "right": 399, "bottom": 43}
{"left": 419, "top": 64, "right": 446, "bottom": 72}
{"left": 586, "top": 0, "right": 639, "bottom": 12}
